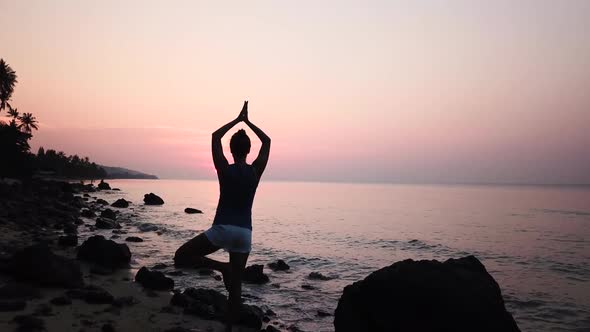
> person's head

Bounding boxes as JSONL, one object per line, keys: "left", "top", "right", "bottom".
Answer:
{"left": 230, "top": 129, "right": 251, "bottom": 161}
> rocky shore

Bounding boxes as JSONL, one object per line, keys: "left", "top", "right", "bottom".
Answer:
{"left": 0, "top": 179, "right": 269, "bottom": 332}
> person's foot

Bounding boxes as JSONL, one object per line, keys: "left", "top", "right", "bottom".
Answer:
{"left": 221, "top": 265, "right": 233, "bottom": 292}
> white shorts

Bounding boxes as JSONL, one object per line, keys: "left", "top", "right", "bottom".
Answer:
{"left": 204, "top": 224, "right": 252, "bottom": 253}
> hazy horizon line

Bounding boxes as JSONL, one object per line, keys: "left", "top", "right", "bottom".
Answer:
{"left": 122, "top": 176, "right": 590, "bottom": 188}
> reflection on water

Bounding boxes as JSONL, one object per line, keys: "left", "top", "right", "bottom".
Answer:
{"left": 85, "top": 180, "right": 590, "bottom": 332}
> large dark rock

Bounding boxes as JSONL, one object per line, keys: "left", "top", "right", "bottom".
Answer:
{"left": 77, "top": 235, "right": 131, "bottom": 268}
{"left": 268, "top": 259, "right": 290, "bottom": 271}
{"left": 135, "top": 267, "right": 174, "bottom": 290}
{"left": 143, "top": 193, "right": 164, "bottom": 205}
{"left": 9, "top": 244, "right": 83, "bottom": 288}
{"left": 111, "top": 199, "right": 129, "bottom": 208}
{"left": 334, "top": 255, "right": 520, "bottom": 332}
{"left": 96, "top": 198, "right": 109, "bottom": 205}
{"left": 243, "top": 264, "right": 270, "bottom": 284}
{"left": 95, "top": 217, "right": 121, "bottom": 229}
{"left": 184, "top": 207, "right": 202, "bottom": 214}
{"left": 170, "top": 288, "right": 263, "bottom": 329}
{"left": 97, "top": 180, "right": 111, "bottom": 190}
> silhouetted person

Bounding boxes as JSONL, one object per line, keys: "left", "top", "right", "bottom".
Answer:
{"left": 174, "top": 101, "right": 271, "bottom": 331}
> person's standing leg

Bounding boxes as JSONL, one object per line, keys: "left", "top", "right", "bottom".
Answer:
{"left": 225, "top": 251, "right": 249, "bottom": 332}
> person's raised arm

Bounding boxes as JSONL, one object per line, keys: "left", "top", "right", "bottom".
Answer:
{"left": 211, "top": 101, "right": 247, "bottom": 171}
{"left": 245, "top": 117, "right": 271, "bottom": 179}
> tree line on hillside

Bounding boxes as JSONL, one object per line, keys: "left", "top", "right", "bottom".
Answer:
{"left": 0, "top": 58, "right": 106, "bottom": 179}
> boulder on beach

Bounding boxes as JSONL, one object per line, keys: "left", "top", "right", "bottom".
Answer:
{"left": 243, "top": 264, "right": 270, "bottom": 284}
{"left": 143, "top": 193, "right": 164, "bottom": 205}
{"left": 100, "top": 208, "right": 117, "bottom": 220}
{"left": 9, "top": 244, "right": 83, "bottom": 288}
{"left": 184, "top": 207, "right": 203, "bottom": 214}
{"left": 135, "top": 267, "right": 174, "bottom": 290}
{"left": 334, "top": 255, "right": 521, "bottom": 332}
{"left": 170, "top": 287, "right": 263, "bottom": 329}
{"left": 95, "top": 217, "right": 121, "bottom": 230}
{"left": 96, "top": 199, "right": 109, "bottom": 205}
{"left": 268, "top": 259, "right": 290, "bottom": 271}
{"left": 111, "top": 198, "right": 129, "bottom": 208}
{"left": 77, "top": 235, "right": 131, "bottom": 268}
{"left": 97, "top": 180, "right": 111, "bottom": 190}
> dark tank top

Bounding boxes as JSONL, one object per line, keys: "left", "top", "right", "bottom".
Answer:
{"left": 213, "top": 163, "right": 259, "bottom": 230}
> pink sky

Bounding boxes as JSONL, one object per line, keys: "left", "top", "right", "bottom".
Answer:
{"left": 1, "top": 1, "right": 589, "bottom": 183}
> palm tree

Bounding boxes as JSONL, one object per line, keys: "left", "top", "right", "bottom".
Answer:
{"left": 17, "top": 112, "right": 38, "bottom": 133}
{"left": 7, "top": 105, "right": 19, "bottom": 119}
{"left": 0, "top": 59, "right": 18, "bottom": 111}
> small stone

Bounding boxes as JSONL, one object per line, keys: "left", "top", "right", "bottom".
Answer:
{"left": 268, "top": 259, "right": 290, "bottom": 271}
{"left": 125, "top": 236, "right": 143, "bottom": 243}
{"left": 308, "top": 271, "right": 332, "bottom": 280}
{"left": 184, "top": 208, "right": 202, "bottom": 214}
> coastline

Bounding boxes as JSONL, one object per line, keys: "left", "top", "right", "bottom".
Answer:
{"left": 0, "top": 179, "right": 254, "bottom": 332}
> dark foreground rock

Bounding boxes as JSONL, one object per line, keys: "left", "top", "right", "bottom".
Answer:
{"left": 184, "top": 207, "right": 202, "bottom": 214}
{"left": 334, "top": 255, "right": 520, "bottom": 332}
{"left": 170, "top": 288, "right": 263, "bottom": 329}
{"left": 268, "top": 259, "right": 290, "bottom": 271}
{"left": 144, "top": 193, "right": 164, "bottom": 205}
{"left": 111, "top": 198, "right": 129, "bottom": 208}
{"left": 135, "top": 267, "right": 174, "bottom": 290}
{"left": 77, "top": 235, "right": 131, "bottom": 268}
{"left": 243, "top": 265, "right": 270, "bottom": 284}
{"left": 9, "top": 244, "right": 83, "bottom": 288}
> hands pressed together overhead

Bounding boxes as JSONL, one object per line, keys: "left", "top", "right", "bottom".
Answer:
{"left": 237, "top": 100, "right": 249, "bottom": 123}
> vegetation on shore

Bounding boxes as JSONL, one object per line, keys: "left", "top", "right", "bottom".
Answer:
{"left": 1, "top": 58, "right": 153, "bottom": 180}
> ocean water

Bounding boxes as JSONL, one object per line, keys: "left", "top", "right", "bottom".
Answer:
{"left": 85, "top": 180, "right": 590, "bottom": 331}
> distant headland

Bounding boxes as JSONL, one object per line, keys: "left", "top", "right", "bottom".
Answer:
{"left": 101, "top": 165, "right": 158, "bottom": 180}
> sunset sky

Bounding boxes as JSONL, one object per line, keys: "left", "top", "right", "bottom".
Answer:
{"left": 1, "top": 0, "right": 589, "bottom": 183}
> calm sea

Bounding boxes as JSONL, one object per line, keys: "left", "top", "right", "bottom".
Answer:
{"left": 86, "top": 180, "right": 590, "bottom": 332}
